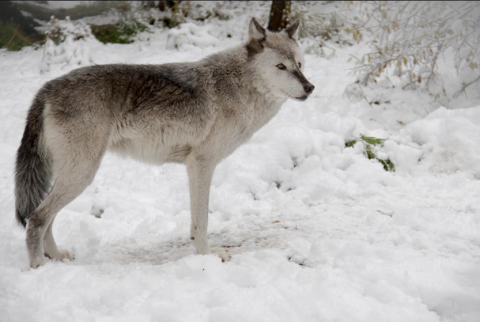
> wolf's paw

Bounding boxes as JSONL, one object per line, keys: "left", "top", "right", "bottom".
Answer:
{"left": 30, "top": 257, "right": 46, "bottom": 269}
{"left": 45, "top": 249, "right": 75, "bottom": 262}
{"left": 58, "top": 249, "right": 75, "bottom": 261}
{"left": 211, "top": 247, "right": 231, "bottom": 262}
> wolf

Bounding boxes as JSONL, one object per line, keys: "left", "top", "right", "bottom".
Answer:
{"left": 15, "top": 18, "right": 314, "bottom": 268}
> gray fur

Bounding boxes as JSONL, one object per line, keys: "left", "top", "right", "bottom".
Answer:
{"left": 15, "top": 94, "right": 52, "bottom": 228}
{"left": 285, "top": 21, "right": 300, "bottom": 40}
{"left": 15, "top": 18, "right": 314, "bottom": 268}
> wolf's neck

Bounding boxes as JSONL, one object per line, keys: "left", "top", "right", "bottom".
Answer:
{"left": 201, "top": 43, "right": 286, "bottom": 121}
{"left": 206, "top": 44, "right": 277, "bottom": 97}
{"left": 200, "top": 44, "right": 286, "bottom": 138}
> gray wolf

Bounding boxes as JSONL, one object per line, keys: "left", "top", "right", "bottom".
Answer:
{"left": 15, "top": 18, "right": 315, "bottom": 268}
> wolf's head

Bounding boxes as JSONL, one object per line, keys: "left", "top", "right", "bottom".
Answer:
{"left": 247, "top": 18, "right": 314, "bottom": 101}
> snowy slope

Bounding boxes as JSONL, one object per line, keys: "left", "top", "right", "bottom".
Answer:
{"left": 1, "top": 5, "right": 480, "bottom": 322}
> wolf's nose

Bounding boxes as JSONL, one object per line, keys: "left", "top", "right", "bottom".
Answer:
{"left": 304, "top": 83, "right": 315, "bottom": 94}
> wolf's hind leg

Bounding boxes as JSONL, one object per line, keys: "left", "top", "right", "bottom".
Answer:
{"left": 27, "top": 181, "right": 85, "bottom": 267}
{"left": 27, "top": 160, "right": 102, "bottom": 268}
{"left": 43, "top": 220, "right": 74, "bottom": 261}
{"left": 27, "top": 118, "right": 108, "bottom": 268}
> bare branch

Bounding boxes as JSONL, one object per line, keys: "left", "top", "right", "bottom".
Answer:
{"left": 453, "top": 75, "right": 480, "bottom": 99}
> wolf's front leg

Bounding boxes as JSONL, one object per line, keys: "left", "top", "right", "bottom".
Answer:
{"left": 186, "top": 156, "right": 230, "bottom": 262}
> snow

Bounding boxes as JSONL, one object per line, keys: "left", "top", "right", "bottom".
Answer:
{"left": 166, "top": 23, "right": 219, "bottom": 50}
{"left": 28, "top": 1, "right": 88, "bottom": 10}
{"left": 1, "top": 4, "right": 480, "bottom": 322}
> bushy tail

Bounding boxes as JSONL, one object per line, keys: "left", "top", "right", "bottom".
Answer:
{"left": 15, "top": 95, "right": 52, "bottom": 227}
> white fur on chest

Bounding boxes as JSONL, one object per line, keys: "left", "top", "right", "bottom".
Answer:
{"left": 204, "top": 97, "right": 285, "bottom": 161}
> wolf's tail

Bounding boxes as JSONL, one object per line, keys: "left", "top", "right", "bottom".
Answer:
{"left": 15, "top": 94, "right": 52, "bottom": 227}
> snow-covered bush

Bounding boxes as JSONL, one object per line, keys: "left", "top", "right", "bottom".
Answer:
{"left": 41, "top": 17, "right": 95, "bottom": 73}
{"left": 290, "top": 2, "right": 345, "bottom": 40}
{"left": 143, "top": 1, "right": 231, "bottom": 30}
{"left": 91, "top": 20, "right": 148, "bottom": 44}
{"left": 289, "top": 2, "right": 353, "bottom": 57}
{"left": 166, "top": 22, "right": 217, "bottom": 50}
{"left": 347, "top": 1, "right": 480, "bottom": 102}
{"left": 184, "top": 1, "right": 232, "bottom": 22}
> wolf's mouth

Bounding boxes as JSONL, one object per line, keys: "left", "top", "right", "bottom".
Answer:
{"left": 294, "top": 96, "right": 308, "bottom": 101}
{"left": 283, "top": 91, "right": 309, "bottom": 101}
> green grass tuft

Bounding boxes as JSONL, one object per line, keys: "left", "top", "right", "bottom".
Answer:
{"left": 378, "top": 158, "right": 396, "bottom": 172}
{"left": 345, "top": 135, "right": 395, "bottom": 172}
{"left": 360, "top": 135, "right": 384, "bottom": 146}
{"left": 345, "top": 139, "right": 357, "bottom": 148}
{"left": 91, "top": 21, "right": 147, "bottom": 44}
{"left": 0, "top": 21, "right": 34, "bottom": 51}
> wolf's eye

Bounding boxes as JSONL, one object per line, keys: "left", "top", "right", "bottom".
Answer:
{"left": 298, "top": 62, "right": 302, "bottom": 68}
{"left": 276, "top": 63, "right": 286, "bottom": 70}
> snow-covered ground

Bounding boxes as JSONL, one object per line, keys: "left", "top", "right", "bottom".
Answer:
{"left": 1, "top": 3, "right": 480, "bottom": 322}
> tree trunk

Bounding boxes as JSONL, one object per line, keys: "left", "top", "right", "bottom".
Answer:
{"left": 267, "top": 1, "right": 291, "bottom": 32}
{"left": 158, "top": 1, "right": 166, "bottom": 11}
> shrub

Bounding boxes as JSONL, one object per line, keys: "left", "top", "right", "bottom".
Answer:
{"left": 41, "top": 17, "right": 95, "bottom": 73}
{"left": 91, "top": 21, "right": 147, "bottom": 44}
{"left": 347, "top": 1, "right": 480, "bottom": 102}
{"left": 288, "top": 2, "right": 353, "bottom": 57}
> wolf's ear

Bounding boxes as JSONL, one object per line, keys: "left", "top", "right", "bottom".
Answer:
{"left": 285, "top": 21, "right": 300, "bottom": 40}
{"left": 249, "top": 18, "right": 266, "bottom": 41}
